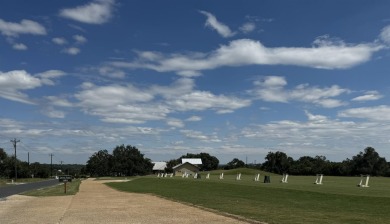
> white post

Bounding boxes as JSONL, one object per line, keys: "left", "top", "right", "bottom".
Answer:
{"left": 164, "top": 173, "right": 167, "bottom": 178}
{"left": 357, "top": 175, "right": 370, "bottom": 187}
{"left": 365, "top": 175, "right": 370, "bottom": 187}
{"left": 314, "top": 174, "right": 323, "bottom": 184}
{"left": 219, "top": 173, "right": 224, "bottom": 179}
{"left": 206, "top": 173, "right": 210, "bottom": 179}
{"left": 358, "top": 176, "right": 363, "bottom": 186}
{"left": 186, "top": 173, "right": 189, "bottom": 178}
{"left": 254, "top": 173, "right": 260, "bottom": 181}
{"left": 236, "top": 173, "right": 241, "bottom": 180}
{"left": 157, "top": 173, "right": 160, "bottom": 178}
{"left": 194, "top": 173, "right": 198, "bottom": 179}
{"left": 182, "top": 173, "right": 185, "bottom": 178}
{"left": 281, "top": 173, "right": 288, "bottom": 183}
{"left": 170, "top": 173, "right": 173, "bottom": 178}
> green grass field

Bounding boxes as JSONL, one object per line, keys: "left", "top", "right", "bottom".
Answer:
{"left": 107, "top": 168, "right": 390, "bottom": 224}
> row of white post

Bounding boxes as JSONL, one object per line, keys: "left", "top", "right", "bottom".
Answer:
{"left": 157, "top": 173, "right": 173, "bottom": 178}
{"left": 158, "top": 172, "right": 370, "bottom": 187}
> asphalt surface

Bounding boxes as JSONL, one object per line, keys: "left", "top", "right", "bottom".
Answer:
{"left": 0, "top": 179, "right": 59, "bottom": 198}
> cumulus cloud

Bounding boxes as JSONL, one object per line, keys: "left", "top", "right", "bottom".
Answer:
{"left": 74, "top": 78, "right": 250, "bottom": 124}
{"left": 12, "top": 43, "right": 27, "bottom": 50}
{"left": 241, "top": 111, "right": 390, "bottom": 157}
{"left": 180, "top": 129, "right": 221, "bottom": 143}
{"left": 250, "top": 76, "right": 349, "bottom": 108}
{"left": 199, "top": 10, "right": 236, "bottom": 38}
{"left": 52, "top": 37, "right": 68, "bottom": 45}
{"left": 338, "top": 105, "right": 390, "bottom": 121}
{"left": 351, "top": 91, "right": 383, "bottom": 102}
{"left": 380, "top": 25, "right": 390, "bottom": 44}
{"left": 166, "top": 118, "right": 185, "bottom": 128}
{"left": 59, "top": 0, "right": 116, "bottom": 24}
{"left": 73, "top": 34, "right": 87, "bottom": 44}
{"left": 62, "top": 47, "right": 80, "bottom": 55}
{"left": 239, "top": 22, "right": 256, "bottom": 33}
{"left": 186, "top": 116, "right": 202, "bottom": 122}
{"left": 0, "top": 19, "right": 47, "bottom": 37}
{"left": 0, "top": 70, "right": 64, "bottom": 104}
{"left": 112, "top": 38, "right": 382, "bottom": 76}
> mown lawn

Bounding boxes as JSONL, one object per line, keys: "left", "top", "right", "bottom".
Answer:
{"left": 107, "top": 171, "right": 390, "bottom": 224}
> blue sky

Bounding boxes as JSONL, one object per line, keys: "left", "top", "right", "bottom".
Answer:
{"left": 1, "top": 0, "right": 390, "bottom": 165}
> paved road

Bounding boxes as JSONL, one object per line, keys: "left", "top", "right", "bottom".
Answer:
{"left": 0, "top": 179, "right": 59, "bottom": 198}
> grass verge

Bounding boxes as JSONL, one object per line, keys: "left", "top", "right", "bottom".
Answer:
{"left": 0, "top": 178, "right": 47, "bottom": 187}
{"left": 21, "top": 179, "right": 82, "bottom": 196}
{"left": 107, "top": 175, "right": 390, "bottom": 224}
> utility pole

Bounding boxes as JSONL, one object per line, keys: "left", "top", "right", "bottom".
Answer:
{"left": 10, "top": 138, "right": 20, "bottom": 181}
{"left": 50, "top": 153, "right": 53, "bottom": 178}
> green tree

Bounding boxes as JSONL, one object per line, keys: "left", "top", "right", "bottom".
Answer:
{"left": 262, "top": 151, "right": 293, "bottom": 174}
{"left": 86, "top": 149, "right": 112, "bottom": 177}
{"left": 225, "top": 158, "right": 245, "bottom": 170}
{"left": 351, "top": 147, "right": 388, "bottom": 176}
{"left": 111, "top": 145, "right": 153, "bottom": 176}
{"left": 165, "top": 158, "right": 180, "bottom": 173}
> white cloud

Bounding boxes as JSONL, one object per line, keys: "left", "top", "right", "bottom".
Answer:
{"left": 0, "top": 70, "right": 63, "bottom": 104}
{"left": 338, "top": 105, "right": 390, "bottom": 121}
{"left": 180, "top": 129, "right": 221, "bottom": 143}
{"left": 41, "top": 107, "right": 66, "bottom": 118}
{"left": 351, "top": 91, "right": 383, "bottom": 101}
{"left": 380, "top": 25, "right": 390, "bottom": 44}
{"left": 186, "top": 116, "right": 202, "bottom": 122}
{"left": 52, "top": 37, "right": 68, "bottom": 45}
{"left": 167, "top": 91, "right": 251, "bottom": 113}
{"left": 0, "top": 19, "right": 46, "bottom": 37}
{"left": 98, "top": 66, "right": 125, "bottom": 78}
{"left": 74, "top": 78, "right": 249, "bottom": 125}
{"left": 241, "top": 111, "right": 390, "bottom": 158}
{"left": 73, "top": 34, "right": 87, "bottom": 44}
{"left": 199, "top": 11, "right": 236, "bottom": 38}
{"left": 166, "top": 118, "right": 185, "bottom": 128}
{"left": 239, "top": 22, "right": 256, "bottom": 33}
{"left": 112, "top": 38, "right": 382, "bottom": 75}
{"left": 59, "top": 0, "right": 115, "bottom": 25}
{"left": 62, "top": 47, "right": 80, "bottom": 55}
{"left": 250, "top": 76, "right": 349, "bottom": 108}
{"left": 45, "top": 96, "right": 73, "bottom": 107}
{"left": 12, "top": 43, "right": 27, "bottom": 50}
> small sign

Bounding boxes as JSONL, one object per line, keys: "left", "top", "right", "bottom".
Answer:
{"left": 58, "top": 175, "right": 72, "bottom": 182}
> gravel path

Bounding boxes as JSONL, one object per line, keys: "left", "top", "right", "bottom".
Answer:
{"left": 0, "top": 178, "right": 252, "bottom": 224}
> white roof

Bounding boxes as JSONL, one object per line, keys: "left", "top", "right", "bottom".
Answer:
{"left": 152, "top": 162, "right": 167, "bottom": 170}
{"left": 181, "top": 158, "right": 202, "bottom": 165}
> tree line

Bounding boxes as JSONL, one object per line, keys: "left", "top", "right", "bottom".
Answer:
{"left": 258, "top": 147, "right": 390, "bottom": 176}
{"left": 0, "top": 148, "right": 85, "bottom": 179}
{"left": 3, "top": 144, "right": 389, "bottom": 178}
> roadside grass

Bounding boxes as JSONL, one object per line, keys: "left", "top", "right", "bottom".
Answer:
{"left": 21, "top": 179, "right": 82, "bottom": 196}
{"left": 0, "top": 178, "right": 47, "bottom": 187}
{"left": 107, "top": 172, "right": 390, "bottom": 224}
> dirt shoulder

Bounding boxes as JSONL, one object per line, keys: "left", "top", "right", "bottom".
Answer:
{"left": 0, "top": 178, "right": 250, "bottom": 224}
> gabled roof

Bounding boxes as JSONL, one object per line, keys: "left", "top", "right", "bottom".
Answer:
{"left": 182, "top": 158, "right": 202, "bottom": 165}
{"left": 173, "top": 162, "right": 200, "bottom": 170}
{"left": 152, "top": 162, "right": 167, "bottom": 170}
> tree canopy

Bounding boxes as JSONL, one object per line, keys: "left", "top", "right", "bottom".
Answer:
{"left": 86, "top": 145, "right": 153, "bottom": 177}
